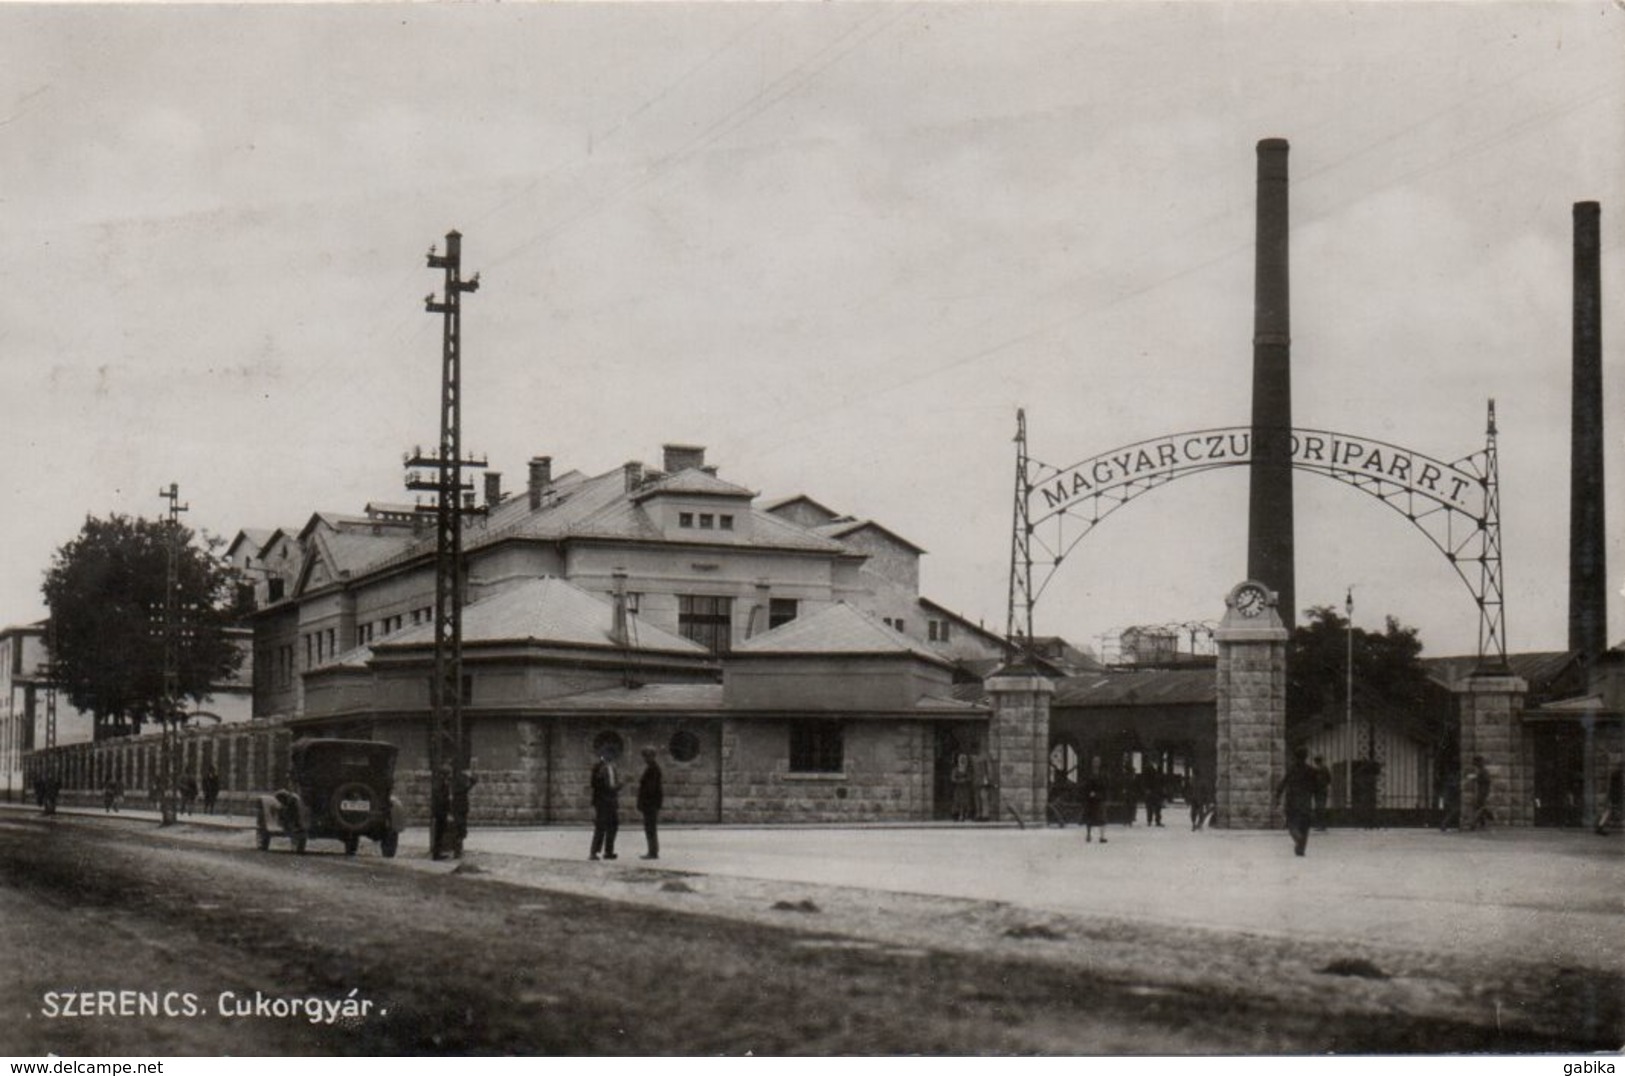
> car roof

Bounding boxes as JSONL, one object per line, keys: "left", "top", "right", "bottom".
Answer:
{"left": 289, "top": 738, "right": 398, "bottom": 760}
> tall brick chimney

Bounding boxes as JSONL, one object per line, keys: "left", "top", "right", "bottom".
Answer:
{"left": 663, "top": 444, "right": 706, "bottom": 473}
{"left": 623, "top": 461, "right": 645, "bottom": 492}
{"left": 484, "top": 471, "right": 503, "bottom": 509}
{"left": 1247, "top": 137, "right": 1296, "bottom": 630}
{"left": 1570, "top": 201, "right": 1607, "bottom": 659}
{"left": 527, "top": 456, "right": 552, "bottom": 510}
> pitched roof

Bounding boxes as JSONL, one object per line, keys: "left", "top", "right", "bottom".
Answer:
{"left": 539, "top": 683, "right": 727, "bottom": 711}
{"left": 760, "top": 494, "right": 842, "bottom": 521}
{"left": 225, "top": 528, "right": 276, "bottom": 559}
{"left": 735, "top": 601, "right": 951, "bottom": 666}
{"left": 273, "top": 460, "right": 855, "bottom": 589}
{"left": 1052, "top": 667, "right": 1217, "bottom": 708}
{"left": 376, "top": 576, "right": 710, "bottom": 655}
{"left": 296, "top": 526, "right": 419, "bottom": 596}
{"left": 631, "top": 468, "right": 756, "bottom": 502}
{"left": 916, "top": 598, "right": 1007, "bottom": 645}
{"left": 810, "top": 518, "right": 926, "bottom": 554}
{"left": 1423, "top": 651, "right": 1582, "bottom": 692}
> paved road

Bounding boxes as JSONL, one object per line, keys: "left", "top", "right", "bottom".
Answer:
{"left": 457, "top": 818, "right": 1625, "bottom": 972}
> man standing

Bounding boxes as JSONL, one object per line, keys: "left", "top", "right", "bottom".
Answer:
{"left": 450, "top": 766, "right": 478, "bottom": 859}
{"left": 1142, "top": 764, "right": 1164, "bottom": 827}
{"left": 430, "top": 764, "right": 453, "bottom": 861}
{"left": 590, "top": 749, "right": 621, "bottom": 861}
{"left": 637, "top": 746, "right": 663, "bottom": 860}
{"left": 1274, "top": 745, "right": 1318, "bottom": 857}
{"left": 1310, "top": 755, "right": 1332, "bottom": 832}
{"left": 1467, "top": 756, "right": 1493, "bottom": 831}
{"left": 202, "top": 765, "right": 221, "bottom": 815}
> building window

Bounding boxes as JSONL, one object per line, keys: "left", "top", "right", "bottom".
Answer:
{"left": 719, "top": 514, "right": 734, "bottom": 531}
{"left": 699, "top": 513, "right": 714, "bottom": 529}
{"left": 769, "top": 598, "right": 798, "bottom": 630}
{"left": 679, "top": 512, "right": 694, "bottom": 528}
{"left": 326, "top": 628, "right": 336, "bottom": 656}
{"left": 679, "top": 594, "right": 732, "bottom": 653}
{"left": 928, "top": 619, "right": 951, "bottom": 643}
{"left": 789, "top": 720, "right": 843, "bottom": 774}
{"left": 669, "top": 729, "right": 701, "bottom": 763}
{"left": 883, "top": 617, "right": 906, "bottom": 633}
{"left": 304, "top": 634, "right": 313, "bottom": 667}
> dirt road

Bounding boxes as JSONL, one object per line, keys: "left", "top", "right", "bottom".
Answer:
{"left": 1, "top": 811, "right": 1617, "bottom": 1055}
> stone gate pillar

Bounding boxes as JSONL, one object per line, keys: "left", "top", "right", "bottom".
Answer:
{"left": 1455, "top": 672, "right": 1530, "bottom": 826}
{"left": 985, "top": 664, "right": 1055, "bottom": 826}
{"left": 1214, "top": 580, "right": 1288, "bottom": 828}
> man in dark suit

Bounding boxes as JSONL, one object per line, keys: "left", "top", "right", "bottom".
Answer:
{"left": 637, "top": 746, "right": 664, "bottom": 860}
{"left": 589, "top": 750, "right": 621, "bottom": 861}
{"left": 1274, "top": 745, "right": 1318, "bottom": 856}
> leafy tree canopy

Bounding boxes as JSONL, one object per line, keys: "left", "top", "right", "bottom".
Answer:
{"left": 42, "top": 514, "right": 243, "bottom": 738}
{"left": 1286, "top": 604, "right": 1436, "bottom": 733}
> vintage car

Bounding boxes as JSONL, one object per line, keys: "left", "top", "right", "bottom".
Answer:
{"left": 255, "top": 738, "right": 405, "bottom": 856}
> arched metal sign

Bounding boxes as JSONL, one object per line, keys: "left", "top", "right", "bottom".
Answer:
{"left": 1008, "top": 402, "right": 1505, "bottom": 666}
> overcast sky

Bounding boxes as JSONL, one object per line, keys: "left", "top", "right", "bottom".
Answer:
{"left": 2, "top": 1, "right": 1621, "bottom": 661}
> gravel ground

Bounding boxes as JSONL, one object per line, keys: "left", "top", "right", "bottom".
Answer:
{"left": 7, "top": 805, "right": 1616, "bottom": 1054}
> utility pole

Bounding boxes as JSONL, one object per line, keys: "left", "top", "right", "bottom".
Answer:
{"left": 1344, "top": 585, "right": 1354, "bottom": 809}
{"left": 44, "top": 616, "right": 58, "bottom": 751}
{"left": 158, "top": 482, "right": 188, "bottom": 827}
{"left": 405, "top": 230, "right": 484, "bottom": 857}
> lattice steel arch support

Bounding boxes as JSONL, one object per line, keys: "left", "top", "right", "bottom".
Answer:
{"left": 1006, "top": 409, "right": 1035, "bottom": 659}
{"left": 1017, "top": 409, "right": 1507, "bottom": 670}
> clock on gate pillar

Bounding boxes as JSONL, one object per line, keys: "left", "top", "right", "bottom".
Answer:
{"left": 1214, "top": 579, "right": 1288, "bottom": 829}
{"left": 1219, "top": 579, "right": 1284, "bottom": 634}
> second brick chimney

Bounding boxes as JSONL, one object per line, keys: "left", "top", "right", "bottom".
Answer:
{"left": 662, "top": 444, "right": 706, "bottom": 474}
{"left": 527, "top": 456, "right": 552, "bottom": 510}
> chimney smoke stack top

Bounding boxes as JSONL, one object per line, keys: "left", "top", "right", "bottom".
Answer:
{"left": 527, "top": 456, "right": 553, "bottom": 510}
{"left": 662, "top": 444, "right": 706, "bottom": 474}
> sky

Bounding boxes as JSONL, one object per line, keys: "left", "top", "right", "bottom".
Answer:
{"left": 1, "top": 1, "right": 1621, "bottom": 662}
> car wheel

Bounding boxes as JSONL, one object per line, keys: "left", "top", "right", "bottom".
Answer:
{"left": 380, "top": 831, "right": 398, "bottom": 859}
{"left": 293, "top": 832, "right": 307, "bottom": 855}
{"left": 343, "top": 835, "right": 359, "bottom": 856}
{"left": 255, "top": 818, "right": 270, "bottom": 852}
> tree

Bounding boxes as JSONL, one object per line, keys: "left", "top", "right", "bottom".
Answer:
{"left": 42, "top": 514, "right": 243, "bottom": 740}
{"left": 1286, "top": 605, "right": 1438, "bottom": 735}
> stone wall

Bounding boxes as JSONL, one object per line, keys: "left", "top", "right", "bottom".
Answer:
{"left": 25, "top": 711, "right": 983, "bottom": 827}
{"left": 719, "top": 719, "right": 931, "bottom": 824}
{"left": 1456, "top": 674, "right": 1531, "bottom": 827}
{"left": 984, "top": 672, "right": 1053, "bottom": 825}
{"left": 1214, "top": 633, "right": 1286, "bottom": 829}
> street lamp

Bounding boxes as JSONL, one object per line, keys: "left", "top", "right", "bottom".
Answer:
{"left": 1345, "top": 585, "right": 1355, "bottom": 809}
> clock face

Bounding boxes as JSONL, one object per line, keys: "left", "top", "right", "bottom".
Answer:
{"left": 1235, "top": 584, "right": 1268, "bottom": 618}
